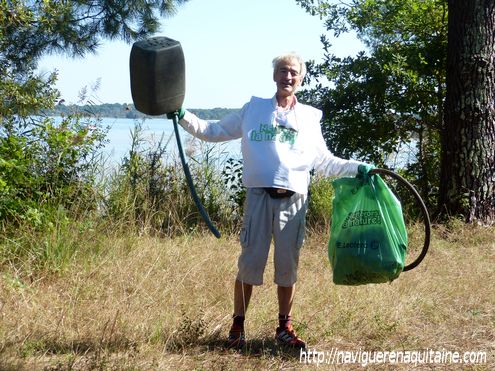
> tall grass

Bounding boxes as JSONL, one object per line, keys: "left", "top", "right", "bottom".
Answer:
{"left": 1, "top": 225, "right": 493, "bottom": 369}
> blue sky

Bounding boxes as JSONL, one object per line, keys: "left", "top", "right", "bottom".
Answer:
{"left": 38, "top": 0, "right": 363, "bottom": 108}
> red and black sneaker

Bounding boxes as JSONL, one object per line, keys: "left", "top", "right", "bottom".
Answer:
{"left": 275, "top": 325, "right": 306, "bottom": 349}
{"left": 226, "top": 329, "right": 246, "bottom": 349}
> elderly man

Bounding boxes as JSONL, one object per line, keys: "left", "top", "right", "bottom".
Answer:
{"left": 169, "top": 52, "right": 372, "bottom": 349}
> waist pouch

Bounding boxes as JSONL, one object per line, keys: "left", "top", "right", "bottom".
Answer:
{"left": 264, "top": 187, "right": 295, "bottom": 199}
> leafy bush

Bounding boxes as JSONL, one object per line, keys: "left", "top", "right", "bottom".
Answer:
{"left": 0, "top": 67, "right": 107, "bottom": 230}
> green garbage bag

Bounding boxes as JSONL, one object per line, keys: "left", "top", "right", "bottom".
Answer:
{"left": 328, "top": 175, "right": 408, "bottom": 285}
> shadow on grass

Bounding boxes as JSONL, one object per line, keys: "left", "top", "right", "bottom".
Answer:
{"left": 0, "top": 335, "right": 139, "bottom": 371}
{"left": 0, "top": 334, "right": 137, "bottom": 360}
{"left": 197, "top": 335, "right": 303, "bottom": 360}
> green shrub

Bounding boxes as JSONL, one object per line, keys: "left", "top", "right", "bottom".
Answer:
{"left": 0, "top": 67, "right": 107, "bottom": 230}
{"left": 307, "top": 175, "right": 335, "bottom": 232}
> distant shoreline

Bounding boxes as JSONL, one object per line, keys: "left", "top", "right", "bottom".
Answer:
{"left": 45, "top": 103, "right": 240, "bottom": 120}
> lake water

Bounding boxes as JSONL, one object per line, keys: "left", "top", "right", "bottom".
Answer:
{"left": 99, "top": 117, "right": 242, "bottom": 166}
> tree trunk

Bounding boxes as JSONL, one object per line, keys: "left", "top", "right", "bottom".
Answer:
{"left": 440, "top": 0, "right": 495, "bottom": 225}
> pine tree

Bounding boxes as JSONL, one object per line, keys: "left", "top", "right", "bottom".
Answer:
{"left": 1, "top": 0, "right": 188, "bottom": 73}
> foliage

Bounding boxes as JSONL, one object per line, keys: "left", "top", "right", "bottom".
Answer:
{"left": 188, "top": 108, "right": 241, "bottom": 120}
{"left": 1, "top": 0, "right": 188, "bottom": 74}
{"left": 221, "top": 158, "right": 245, "bottom": 216}
{"left": 296, "top": 0, "right": 448, "bottom": 210}
{"left": 307, "top": 175, "right": 334, "bottom": 232}
{"left": 48, "top": 102, "right": 139, "bottom": 119}
{"left": 0, "top": 0, "right": 188, "bottom": 230}
{"left": 0, "top": 65, "right": 107, "bottom": 228}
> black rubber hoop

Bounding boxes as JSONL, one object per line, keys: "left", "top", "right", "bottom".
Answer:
{"left": 369, "top": 168, "right": 430, "bottom": 271}
{"left": 172, "top": 115, "right": 221, "bottom": 238}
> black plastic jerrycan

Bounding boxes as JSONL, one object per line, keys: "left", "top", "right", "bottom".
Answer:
{"left": 130, "top": 36, "right": 185, "bottom": 116}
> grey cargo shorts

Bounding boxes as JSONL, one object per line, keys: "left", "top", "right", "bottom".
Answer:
{"left": 236, "top": 187, "right": 308, "bottom": 287}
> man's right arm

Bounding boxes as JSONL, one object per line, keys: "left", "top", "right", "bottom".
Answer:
{"left": 178, "top": 105, "right": 246, "bottom": 142}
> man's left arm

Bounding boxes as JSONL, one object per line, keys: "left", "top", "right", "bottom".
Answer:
{"left": 312, "top": 123, "right": 370, "bottom": 178}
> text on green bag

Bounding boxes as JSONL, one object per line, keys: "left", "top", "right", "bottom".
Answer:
{"left": 342, "top": 210, "right": 382, "bottom": 229}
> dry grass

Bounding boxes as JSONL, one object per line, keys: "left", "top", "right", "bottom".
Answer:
{"left": 1, "top": 225, "right": 494, "bottom": 370}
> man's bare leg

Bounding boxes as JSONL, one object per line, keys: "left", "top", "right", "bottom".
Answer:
{"left": 277, "top": 284, "right": 295, "bottom": 316}
{"left": 227, "top": 279, "right": 253, "bottom": 348}
{"left": 234, "top": 279, "right": 253, "bottom": 316}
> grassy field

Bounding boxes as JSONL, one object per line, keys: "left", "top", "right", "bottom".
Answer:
{"left": 1, "top": 224, "right": 494, "bottom": 370}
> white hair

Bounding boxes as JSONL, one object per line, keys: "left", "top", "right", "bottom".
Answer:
{"left": 272, "top": 52, "right": 306, "bottom": 80}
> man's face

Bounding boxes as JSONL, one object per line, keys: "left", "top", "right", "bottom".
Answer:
{"left": 274, "top": 59, "right": 302, "bottom": 98}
